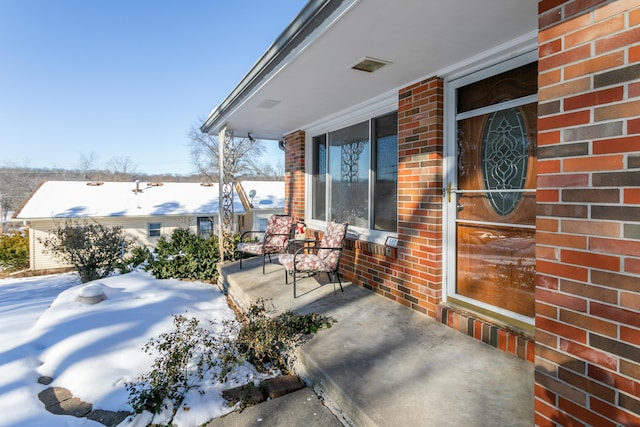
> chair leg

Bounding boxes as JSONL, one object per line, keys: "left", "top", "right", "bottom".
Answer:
{"left": 262, "top": 254, "right": 266, "bottom": 274}
{"left": 285, "top": 268, "right": 289, "bottom": 284}
{"left": 333, "top": 270, "right": 344, "bottom": 292}
{"left": 239, "top": 254, "right": 243, "bottom": 269}
{"left": 293, "top": 268, "right": 297, "bottom": 298}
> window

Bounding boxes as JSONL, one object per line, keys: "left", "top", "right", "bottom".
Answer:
{"left": 148, "top": 222, "right": 161, "bottom": 237}
{"left": 258, "top": 218, "right": 268, "bottom": 232}
{"left": 312, "top": 112, "right": 397, "bottom": 232}
{"left": 197, "top": 217, "right": 214, "bottom": 239}
{"left": 373, "top": 113, "right": 398, "bottom": 231}
{"left": 312, "top": 134, "right": 327, "bottom": 221}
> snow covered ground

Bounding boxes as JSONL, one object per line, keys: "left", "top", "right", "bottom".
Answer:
{"left": 0, "top": 271, "right": 271, "bottom": 427}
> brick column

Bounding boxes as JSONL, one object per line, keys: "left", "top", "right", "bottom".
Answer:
{"left": 536, "top": 1, "right": 640, "bottom": 425}
{"left": 395, "top": 77, "right": 444, "bottom": 317}
{"left": 284, "top": 130, "right": 305, "bottom": 220}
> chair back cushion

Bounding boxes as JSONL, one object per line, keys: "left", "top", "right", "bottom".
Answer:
{"left": 264, "top": 215, "right": 293, "bottom": 249}
{"left": 317, "top": 221, "right": 348, "bottom": 269}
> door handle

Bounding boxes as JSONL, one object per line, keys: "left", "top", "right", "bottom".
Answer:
{"left": 444, "top": 182, "right": 453, "bottom": 202}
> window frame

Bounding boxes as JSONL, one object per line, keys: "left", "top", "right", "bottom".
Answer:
{"left": 148, "top": 222, "right": 162, "bottom": 238}
{"left": 197, "top": 216, "right": 214, "bottom": 239}
{"left": 305, "top": 93, "right": 398, "bottom": 244}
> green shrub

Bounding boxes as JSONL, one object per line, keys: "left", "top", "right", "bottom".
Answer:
{"left": 126, "top": 301, "right": 334, "bottom": 416}
{"left": 117, "top": 245, "right": 154, "bottom": 274}
{"left": 0, "top": 231, "right": 29, "bottom": 272}
{"left": 144, "top": 228, "right": 219, "bottom": 281}
{"left": 235, "top": 299, "right": 335, "bottom": 371}
{"left": 41, "top": 220, "right": 134, "bottom": 283}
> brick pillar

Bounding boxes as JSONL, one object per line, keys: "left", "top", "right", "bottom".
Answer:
{"left": 395, "top": 77, "right": 444, "bottom": 318}
{"left": 536, "top": 1, "right": 640, "bottom": 425}
{"left": 284, "top": 130, "right": 305, "bottom": 220}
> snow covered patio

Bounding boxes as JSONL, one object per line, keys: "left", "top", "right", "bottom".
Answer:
{"left": 219, "top": 256, "right": 535, "bottom": 426}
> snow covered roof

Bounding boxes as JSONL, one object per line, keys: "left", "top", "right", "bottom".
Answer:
{"left": 238, "top": 181, "right": 285, "bottom": 210}
{"left": 14, "top": 181, "right": 245, "bottom": 219}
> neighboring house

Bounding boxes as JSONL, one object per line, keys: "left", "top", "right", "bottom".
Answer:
{"left": 12, "top": 181, "right": 244, "bottom": 271}
{"left": 235, "top": 180, "right": 286, "bottom": 234}
{"left": 201, "top": 1, "right": 640, "bottom": 425}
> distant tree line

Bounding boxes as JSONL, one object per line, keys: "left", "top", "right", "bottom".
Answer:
{"left": 0, "top": 165, "right": 282, "bottom": 228}
{"left": 2, "top": 120, "right": 285, "bottom": 228}
{"left": 0, "top": 165, "right": 207, "bottom": 226}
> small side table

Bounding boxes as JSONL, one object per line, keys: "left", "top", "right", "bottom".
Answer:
{"left": 290, "top": 238, "right": 317, "bottom": 254}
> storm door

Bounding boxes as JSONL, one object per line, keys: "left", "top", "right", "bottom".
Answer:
{"left": 445, "top": 60, "right": 537, "bottom": 325}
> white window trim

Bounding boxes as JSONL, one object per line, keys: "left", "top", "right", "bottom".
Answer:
{"left": 304, "top": 91, "right": 397, "bottom": 245}
{"left": 442, "top": 49, "right": 538, "bottom": 326}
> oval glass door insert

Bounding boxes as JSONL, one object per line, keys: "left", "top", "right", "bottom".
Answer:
{"left": 481, "top": 107, "right": 528, "bottom": 215}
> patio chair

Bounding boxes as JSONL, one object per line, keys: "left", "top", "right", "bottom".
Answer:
{"left": 237, "top": 214, "right": 294, "bottom": 274}
{"left": 278, "top": 220, "right": 348, "bottom": 297}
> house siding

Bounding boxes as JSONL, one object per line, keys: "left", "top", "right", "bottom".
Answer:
{"left": 536, "top": 1, "right": 640, "bottom": 426}
{"left": 28, "top": 216, "right": 197, "bottom": 271}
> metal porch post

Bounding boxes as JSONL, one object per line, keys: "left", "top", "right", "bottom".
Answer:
{"left": 218, "top": 126, "right": 235, "bottom": 263}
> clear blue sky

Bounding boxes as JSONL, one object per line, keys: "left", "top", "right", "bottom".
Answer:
{"left": 0, "top": 0, "right": 307, "bottom": 175}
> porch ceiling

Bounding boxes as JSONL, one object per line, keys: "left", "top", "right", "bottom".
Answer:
{"left": 203, "top": 0, "right": 537, "bottom": 140}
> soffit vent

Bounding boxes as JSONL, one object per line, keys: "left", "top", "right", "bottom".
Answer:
{"left": 256, "top": 99, "right": 281, "bottom": 109}
{"left": 350, "top": 56, "right": 391, "bottom": 73}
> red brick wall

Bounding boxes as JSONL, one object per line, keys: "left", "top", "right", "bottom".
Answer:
{"left": 536, "top": 0, "right": 640, "bottom": 425}
{"left": 284, "top": 130, "right": 305, "bottom": 220}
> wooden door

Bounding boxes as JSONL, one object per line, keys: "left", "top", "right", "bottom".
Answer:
{"left": 453, "top": 62, "right": 537, "bottom": 318}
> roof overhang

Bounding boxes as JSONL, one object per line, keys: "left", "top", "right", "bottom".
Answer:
{"left": 201, "top": 0, "right": 538, "bottom": 140}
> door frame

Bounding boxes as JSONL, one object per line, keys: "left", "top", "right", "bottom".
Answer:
{"left": 442, "top": 50, "right": 538, "bottom": 329}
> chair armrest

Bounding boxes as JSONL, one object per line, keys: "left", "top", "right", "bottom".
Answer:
{"left": 292, "top": 245, "right": 342, "bottom": 256}
{"left": 240, "top": 230, "right": 266, "bottom": 241}
{"left": 287, "top": 239, "right": 321, "bottom": 253}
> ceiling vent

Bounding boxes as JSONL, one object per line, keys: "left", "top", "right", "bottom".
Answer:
{"left": 256, "top": 99, "right": 281, "bottom": 109}
{"left": 350, "top": 57, "right": 391, "bottom": 73}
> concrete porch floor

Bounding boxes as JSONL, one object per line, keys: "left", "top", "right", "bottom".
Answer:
{"left": 218, "top": 256, "right": 534, "bottom": 427}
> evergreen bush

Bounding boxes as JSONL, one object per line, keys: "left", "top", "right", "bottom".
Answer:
{"left": 0, "top": 231, "right": 29, "bottom": 272}
{"left": 144, "top": 228, "right": 219, "bottom": 281}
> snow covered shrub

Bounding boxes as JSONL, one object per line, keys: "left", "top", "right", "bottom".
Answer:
{"left": 0, "top": 231, "right": 29, "bottom": 272}
{"left": 41, "top": 220, "right": 134, "bottom": 283}
{"left": 126, "top": 314, "right": 238, "bottom": 415}
{"left": 126, "top": 301, "right": 335, "bottom": 416}
{"left": 117, "top": 245, "right": 154, "bottom": 274}
{"left": 144, "top": 228, "right": 220, "bottom": 281}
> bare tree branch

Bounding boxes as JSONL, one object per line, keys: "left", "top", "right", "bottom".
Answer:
{"left": 78, "top": 152, "right": 98, "bottom": 181}
{"left": 106, "top": 156, "right": 138, "bottom": 181}
{"left": 189, "top": 120, "right": 266, "bottom": 180}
